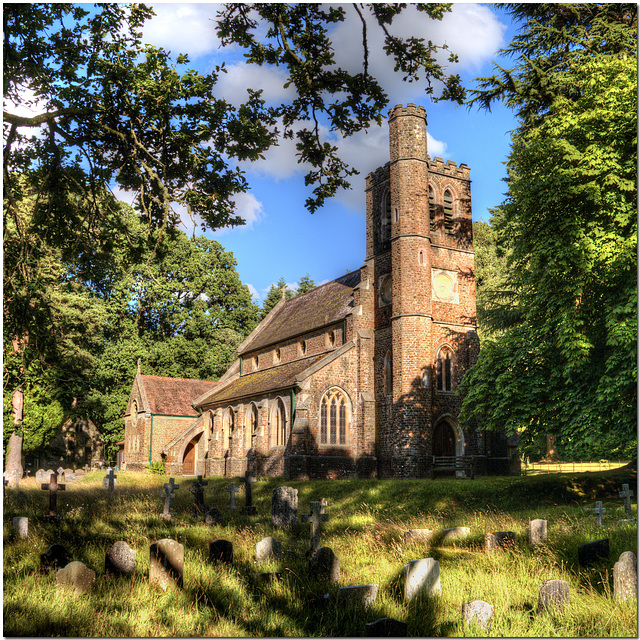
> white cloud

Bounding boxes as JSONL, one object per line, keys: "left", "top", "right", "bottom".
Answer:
{"left": 231, "top": 192, "right": 264, "bottom": 228}
{"left": 246, "top": 283, "right": 260, "bottom": 300}
{"left": 214, "top": 62, "right": 297, "bottom": 105}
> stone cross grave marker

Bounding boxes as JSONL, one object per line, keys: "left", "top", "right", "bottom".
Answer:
{"left": 584, "top": 500, "right": 606, "bottom": 526}
{"left": 226, "top": 482, "right": 239, "bottom": 509}
{"left": 242, "top": 469, "right": 257, "bottom": 515}
{"left": 104, "top": 468, "right": 117, "bottom": 492}
{"left": 57, "top": 467, "right": 65, "bottom": 482}
{"left": 41, "top": 472, "right": 65, "bottom": 519}
{"left": 619, "top": 484, "right": 634, "bottom": 520}
{"left": 189, "top": 475, "right": 208, "bottom": 516}
{"left": 301, "top": 500, "right": 329, "bottom": 552}
{"left": 160, "top": 478, "right": 180, "bottom": 519}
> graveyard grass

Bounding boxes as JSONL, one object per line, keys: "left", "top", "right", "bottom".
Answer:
{"left": 3, "top": 468, "right": 637, "bottom": 637}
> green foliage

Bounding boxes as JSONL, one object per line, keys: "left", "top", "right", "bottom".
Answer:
{"left": 21, "top": 389, "right": 64, "bottom": 455}
{"left": 296, "top": 273, "right": 316, "bottom": 296}
{"left": 146, "top": 460, "right": 165, "bottom": 475}
{"left": 260, "top": 277, "right": 296, "bottom": 319}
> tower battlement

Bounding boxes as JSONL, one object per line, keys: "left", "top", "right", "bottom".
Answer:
{"left": 388, "top": 103, "right": 427, "bottom": 120}
{"left": 428, "top": 156, "right": 470, "bottom": 180}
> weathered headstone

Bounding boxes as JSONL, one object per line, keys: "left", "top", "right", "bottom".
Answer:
{"left": 403, "top": 557, "right": 441, "bottom": 600}
{"left": 57, "top": 467, "right": 65, "bottom": 483}
{"left": 36, "top": 469, "right": 47, "bottom": 483}
{"left": 365, "top": 618, "right": 408, "bottom": 637}
{"left": 105, "top": 541, "right": 136, "bottom": 576}
{"left": 209, "top": 539, "right": 233, "bottom": 564}
{"left": 462, "top": 600, "right": 494, "bottom": 629}
{"left": 160, "top": 478, "right": 180, "bottom": 519}
{"left": 149, "top": 538, "right": 184, "bottom": 590}
{"left": 272, "top": 486, "right": 298, "bottom": 529}
{"left": 337, "top": 584, "right": 379, "bottom": 609}
{"left": 13, "top": 516, "right": 28, "bottom": 539}
{"left": 301, "top": 500, "right": 329, "bottom": 552}
{"left": 41, "top": 544, "right": 73, "bottom": 572}
{"left": 103, "top": 468, "right": 117, "bottom": 491}
{"left": 189, "top": 475, "right": 208, "bottom": 517}
{"left": 225, "top": 482, "right": 239, "bottom": 509}
{"left": 584, "top": 500, "right": 606, "bottom": 526}
{"left": 485, "top": 531, "right": 516, "bottom": 552}
{"left": 64, "top": 468, "right": 74, "bottom": 478}
{"left": 41, "top": 472, "right": 65, "bottom": 520}
{"left": 204, "top": 507, "right": 224, "bottom": 526}
{"left": 442, "top": 526, "right": 470, "bottom": 542}
{"left": 529, "top": 519, "right": 548, "bottom": 545}
{"left": 308, "top": 546, "right": 340, "bottom": 584}
{"left": 537, "top": 579, "right": 569, "bottom": 613}
{"left": 578, "top": 538, "right": 609, "bottom": 566}
{"left": 242, "top": 469, "right": 257, "bottom": 515}
{"left": 255, "top": 536, "right": 282, "bottom": 562}
{"left": 619, "top": 484, "right": 634, "bottom": 520}
{"left": 57, "top": 561, "right": 96, "bottom": 595}
{"left": 404, "top": 528, "right": 433, "bottom": 543}
{"left": 613, "top": 551, "right": 637, "bottom": 601}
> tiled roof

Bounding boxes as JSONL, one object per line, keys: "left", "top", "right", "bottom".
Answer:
{"left": 239, "top": 270, "right": 361, "bottom": 354}
{"left": 140, "top": 375, "right": 218, "bottom": 416}
{"left": 196, "top": 355, "right": 325, "bottom": 407}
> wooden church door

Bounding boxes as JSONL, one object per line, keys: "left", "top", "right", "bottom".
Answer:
{"left": 433, "top": 421, "right": 456, "bottom": 457}
{"left": 182, "top": 433, "right": 202, "bottom": 475}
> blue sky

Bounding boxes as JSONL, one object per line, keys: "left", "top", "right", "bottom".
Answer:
{"left": 139, "top": 3, "right": 519, "bottom": 302}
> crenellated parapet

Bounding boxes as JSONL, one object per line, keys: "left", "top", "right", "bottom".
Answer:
{"left": 388, "top": 103, "right": 427, "bottom": 120}
{"left": 428, "top": 156, "right": 470, "bottom": 181}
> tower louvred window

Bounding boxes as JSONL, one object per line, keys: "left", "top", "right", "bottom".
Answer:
{"left": 443, "top": 190, "right": 454, "bottom": 229}
{"left": 436, "top": 347, "right": 454, "bottom": 392}
{"left": 429, "top": 185, "right": 436, "bottom": 228}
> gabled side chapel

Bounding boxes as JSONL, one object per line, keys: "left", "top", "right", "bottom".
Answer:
{"left": 124, "top": 104, "right": 510, "bottom": 478}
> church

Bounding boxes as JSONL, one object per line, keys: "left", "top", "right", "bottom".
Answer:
{"left": 123, "top": 104, "right": 510, "bottom": 479}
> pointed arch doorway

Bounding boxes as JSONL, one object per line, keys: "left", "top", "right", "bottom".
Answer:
{"left": 433, "top": 420, "right": 456, "bottom": 457}
{"left": 182, "top": 432, "right": 202, "bottom": 476}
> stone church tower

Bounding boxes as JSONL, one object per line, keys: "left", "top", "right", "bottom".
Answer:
{"left": 367, "top": 104, "right": 479, "bottom": 477}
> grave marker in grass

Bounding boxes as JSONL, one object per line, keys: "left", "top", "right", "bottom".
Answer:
{"left": 301, "top": 500, "right": 329, "bottom": 552}
{"left": 619, "top": 484, "right": 634, "bottom": 520}
{"left": 160, "top": 478, "right": 180, "bottom": 520}
{"left": 272, "top": 486, "right": 298, "bottom": 528}
{"left": 225, "top": 482, "right": 239, "bottom": 509}
{"left": 242, "top": 469, "right": 257, "bottom": 515}
{"left": 41, "top": 472, "right": 65, "bottom": 521}
{"left": 189, "top": 475, "right": 208, "bottom": 517}
{"left": 103, "top": 468, "right": 117, "bottom": 492}
{"left": 584, "top": 500, "right": 606, "bottom": 526}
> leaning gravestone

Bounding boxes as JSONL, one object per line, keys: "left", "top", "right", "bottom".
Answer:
{"left": 209, "top": 539, "right": 233, "bottom": 565}
{"left": 404, "top": 558, "right": 441, "bottom": 600}
{"left": 462, "top": 600, "right": 494, "bottom": 629}
{"left": 613, "top": 551, "right": 637, "bottom": 601}
{"left": 105, "top": 541, "right": 136, "bottom": 576}
{"left": 57, "top": 561, "right": 96, "bottom": 595}
{"left": 529, "top": 519, "right": 548, "bottom": 545}
{"left": 308, "top": 546, "right": 340, "bottom": 584}
{"left": 13, "top": 517, "right": 28, "bottom": 539}
{"left": 537, "top": 579, "right": 569, "bottom": 614}
{"left": 256, "top": 536, "right": 281, "bottom": 562}
{"left": 272, "top": 486, "right": 298, "bottom": 529}
{"left": 365, "top": 618, "right": 408, "bottom": 637}
{"left": 204, "top": 507, "right": 224, "bottom": 526}
{"left": 149, "top": 538, "right": 184, "bottom": 590}
{"left": 578, "top": 538, "right": 609, "bottom": 566}
{"left": 41, "top": 544, "right": 73, "bottom": 572}
{"left": 337, "top": 584, "right": 379, "bottom": 609}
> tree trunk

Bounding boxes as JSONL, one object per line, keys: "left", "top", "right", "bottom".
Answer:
{"left": 5, "top": 388, "right": 24, "bottom": 486}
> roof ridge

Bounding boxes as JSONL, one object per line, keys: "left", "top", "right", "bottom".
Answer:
{"left": 140, "top": 374, "right": 218, "bottom": 384}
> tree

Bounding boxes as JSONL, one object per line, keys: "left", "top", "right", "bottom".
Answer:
{"left": 261, "top": 277, "right": 296, "bottom": 319}
{"left": 461, "top": 7, "right": 637, "bottom": 461}
{"left": 296, "top": 274, "right": 317, "bottom": 296}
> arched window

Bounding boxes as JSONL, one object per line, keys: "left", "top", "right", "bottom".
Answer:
{"left": 223, "top": 408, "right": 234, "bottom": 454}
{"left": 443, "top": 189, "right": 454, "bottom": 229}
{"left": 245, "top": 403, "right": 258, "bottom": 452}
{"left": 384, "top": 350, "right": 393, "bottom": 396}
{"left": 421, "top": 367, "right": 430, "bottom": 389}
{"left": 429, "top": 185, "right": 436, "bottom": 228}
{"left": 436, "top": 346, "right": 454, "bottom": 392}
{"left": 380, "top": 188, "right": 391, "bottom": 242}
{"left": 319, "top": 388, "right": 350, "bottom": 446}
{"left": 270, "top": 399, "right": 286, "bottom": 448}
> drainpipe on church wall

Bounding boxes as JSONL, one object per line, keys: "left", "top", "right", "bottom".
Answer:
{"left": 149, "top": 415, "right": 154, "bottom": 465}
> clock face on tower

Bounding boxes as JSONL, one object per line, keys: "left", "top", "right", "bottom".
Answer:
{"left": 433, "top": 271, "right": 458, "bottom": 303}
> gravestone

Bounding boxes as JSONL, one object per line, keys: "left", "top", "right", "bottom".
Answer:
{"left": 256, "top": 536, "right": 281, "bottom": 562}
{"left": 41, "top": 544, "right": 73, "bottom": 572}
{"left": 404, "top": 528, "right": 433, "bottom": 543}
{"left": 272, "top": 486, "right": 298, "bottom": 529}
{"left": 189, "top": 475, "right": 208, "bottom": 517}
{"left": 64, "top": 468, "right": 74, "bottom": 478}
{"left": 301, "top": 500, "right": 329, "bottom": 552}
{"left": 160, "top": 478, "right": 180, "bottom": 520}
{"left": 403, "top": 557, "right": 441, "bottom": 600}
{"left": 537, "top": 579, "right": 569, "bottom": 613}
{"left": 13, "top": 517, "right": 28, "bottom": 539}
{"left": 529, "top": 519, "right": 548, "bottom": 545}
{"left": 442, "top": 526, "right": 470, "bottom": 542}
{"left": 365, "top": 618, "right": 408, "bottom": 637}
{"left": 462, "top": 600, "right": 494, "bottom": 629}
{"left": 584, "top": 500, "right": 606, "bottom": 526}
{"left": 578, "top": 538, "right": 609, "bottom": 566}
{"left": 619, "top": 484, "right": 634, "bottom": 520}
{"left": 225, "top": 482, "right": 239, "bottom": 509}
{"left": 105, "top": 541, "right": 136, "bottom": 576}
{"left": 36, "top": 469, "right": 47, "bottom": 483}
{"left": 485, "top": 531, "right": 516, "bottom": 552}
{"left": 204, "top": 507, "right": 224, "bottom": 526}
{"left": 57, "top": 467, "right": 65, "bottom": 482}
{"left": 149, "top": 538, "right": 184, "bottom": 590}
{"left": 613, "top": 551, "right": 637, "bottom": 601}
{"left": 242, "top": 470, "right": 257, "bottom": 515}
{"left": 308, "top": 546, "right": 340, "bottom": 584}
{"left": 337, "top": 584, "right": 379, "bottom": 609}
{"left": 209, "top": 539, "right": 233, "bottom": 564}
{"left": 41, "top": 472, "right": 65, "bottom": 520}
{"left": 103, "top": 468, "right": 117, "bottom": 491}
{"left": 57, "top": 561, "right": 96, "bottom": 595}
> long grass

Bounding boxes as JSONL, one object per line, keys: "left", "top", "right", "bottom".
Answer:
{"left": 3, "top": 468, "right": 637, "bottom": 637}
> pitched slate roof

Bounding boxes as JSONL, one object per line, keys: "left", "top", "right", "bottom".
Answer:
{"left": 239, "top": 270, "right": 361, "bottom": 354}
{"left": 195, "top": 355, "right": 326, "bottom": 407}
{"left": 139, "top": 375, "right": 218, "bottom": 416}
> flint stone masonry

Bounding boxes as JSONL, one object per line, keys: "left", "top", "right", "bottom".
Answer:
{"left": 308, "top": 546, "right": 340, "bottom": 584}
{"left": 41, "top": 544, "right": 73, "bottom": 572}
{"left": 537, "top": 579, "right": 569, "bottom": 613}
{"left": 105, "top": 541, "right": 136, "bottom": 576}
{"left": 57, "top": 561, "right": 96, "bottom": 595}
{"left": 529, "top": 519, "right": 548, "bottom": 545}
{"left": 365, "top": 618, "right": 408, "bottom": 637}
{"left": 578, "top": 538, "right": 609, "bottom": 566}
{"left": 256, "top": 536, "right": 282, "bottom": 562}
{"left": 337, "top": 584, "right": 379, "bottom": 609}
{"left": 272, "top": 486, "right": 298, "bottom": 528}
{"left": 462, "top": 600, "right": 494, "bottom": 629}
{"left": 13, "top": 517, "right": 28, "bottom": 539}
{"left": 613, "top": 551, "right": 637, "bottom": 601}
{"left": 209, "top": 539, "right": 233, "bottom": 565}
{"left": 404, "top": 557, "right": 441, "bottom": 600}
{"left": 442, "top": 526, "right": 470, "bottom": 542}
{"left": 204, "top": 507, "right": 224, "bottom": 526}
{"left": 149, "top": 538, "right": 184, "bottom": 590}
{"left": 404, "top": 529, "right": 433, "bottom": 543}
